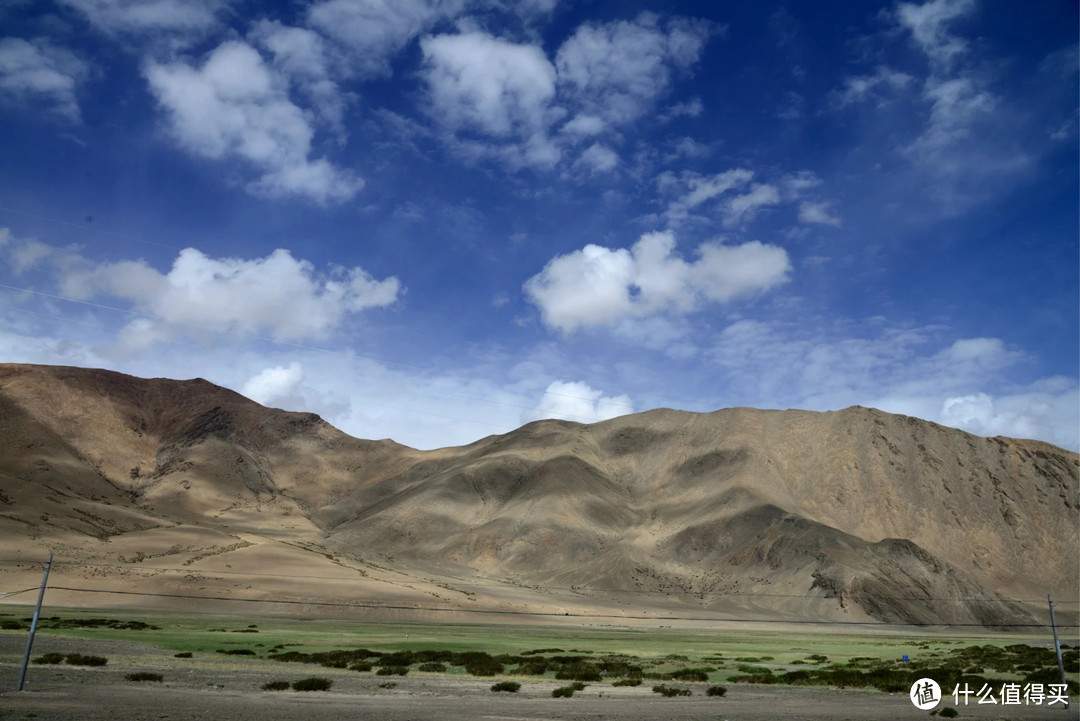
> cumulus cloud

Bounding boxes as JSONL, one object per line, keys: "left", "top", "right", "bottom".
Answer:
{"left": 524, "top": 230, "right": 790, "bottom": 333}
{"left": 58, "top": 0, "right": 225, "bottom": 44}
{"left": 242, "top": 362, "right": 304, "bottom": 406}
{"left": 144, "top": 41, "right": 362, "bottom": 204}
{"left": 249, "top": 20, "right": 350, "bottom": 135}
{"left": 0, "top": 37, "right": 89, "bottom": 122}
{"left": 708, "top": 319, "right": 1079, "bottom": 449}
{"left": 421, "top": 31, "right": 556, "bottom": 138}
{"left": 523, "top": 380, "right": 633, "bottom": 424}
{"left": 308, "top": 0, "right": 465, "bottom": 78}
{"left": 574, "top": 142, "right": 618, "bottom": 174}
{"left": 555, "top": 13, "right": 714, "bottom": 128}
{"left": 798, "top": 201, "right": 841, "bottom": 226}
{"left": 54, "top": 246, "right": 400, "bottom": 347}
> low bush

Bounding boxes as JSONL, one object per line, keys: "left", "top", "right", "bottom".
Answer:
{"left": 706, "top": 685, "right": 727, "bottom": 697}
{"left": 376, "top": 665, "right": 409, "bottom": 676}
{"left": 515, "top": 661, "right": 548, "bottom": 675}
{"left": 935, "top": 708, "right": 959, "bottom": 718}
{"left": 417, "top": 662, "right": 446, "bottom": 672}
{"left": 174, "top": 652, "right": 193, "bottom": 658}
{"left": 292, "top": 677, "right": 332, "bottom": 692}
{"left": 378, "top": 682, "right": 397, "bottom": 689}
{"left": 611, "top": 678, "right": 642, "bottom": 687}
{"left": 33, "top": 653, "right": 65, "bottom": 665}
{"left": 349, "top": 662, "right": 373, "bottom": 672}
{"left": 261, "top": 680, "right": 290, "bottom": 691}
{"left": 65, "top": 654, "right": 107, "bottom": 667}
{"left": 552, "top": 686, "right": 575, "bottom": 698}
{"left": 652, "top": 684, "right": 692, "bottom": 697}
{"left": 217, "top": 649, "right": 256, "bottom": 656}
{"left": 669, "top": 668, "right": 709, "bottom": 682}
{"left": 491, "top": 681, "right": 521, "bottom": 692}
{"left": 125, "top": 672, "right": 163, "bottom": 682}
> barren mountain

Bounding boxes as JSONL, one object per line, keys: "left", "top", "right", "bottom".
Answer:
{"left": 0, "top": 363, "right": 1076, "bottom": 629}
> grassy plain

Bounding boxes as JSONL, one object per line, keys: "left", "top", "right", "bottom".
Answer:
{"left": 2, "top": 604, "right": 1076, "bottom": 686}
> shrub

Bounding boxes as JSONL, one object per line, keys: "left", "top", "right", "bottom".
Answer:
{"left": 417, "top": 662, "right": 446, "bottom": 672}
{"left": 491, "top": 681, "right": 521, "bottom": 692}
{"left": 937, "top": 708, "right": 959, "bottom": 718}
{"left": 292, "top": 677, "right": 332, "bottom": 692}
{"left": 611, "top": 678, "right": 642, "bottom": 687}
{"left": 652, "top": 684, "right": 692, "bottom": 697}
{"left": 65, "top": 654, "right": 107, "bottom": 667}
{"left": 262, "top": 680, "right": 290, "bottom": 691}
{"left": 378, "top": 682, "right": 397, "bottom": 689}
{"left": 33, "top": 653, "right": 65, "bottom": 665}
{"left": 515, "top": 661, "right": 548, "bottom": 675}
{"left": 570, "top": 681, "right": 587, "bottom": 691}
{"left": 349, "top": 662, "right": 373, "bottom": 672}
{"left": 174, "top": 652, "right": 193, "bottom": 658}
{"left": 669, "top": 668, "right": 709, "bottom": 682}
{"left": 465, "top": 661, "right": 503, "bottom": 676}
{"left": 125, "top": 672, "right": 163, "bottom": 682}
{"left": 376, "top": 665, "right": 409, "bottom": 676}
{"left": 218, "top": 649, "right": 256, "bottom": 656}
{"left": 706, "top": 685, "right": 727, "bottom": 697}
{"left": 552, "top": 686, "right": 574, "bottom": 698}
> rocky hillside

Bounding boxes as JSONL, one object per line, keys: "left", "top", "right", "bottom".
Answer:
{"left": 0, "top": 363, "right": 1076, "bottom": 628}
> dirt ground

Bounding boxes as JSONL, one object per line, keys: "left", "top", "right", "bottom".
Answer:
{"left": 1, "top": 634, "right": 1075, "bottom": 720}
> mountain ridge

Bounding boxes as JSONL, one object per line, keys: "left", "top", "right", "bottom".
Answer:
{"left": 0, "top": 363, "right": 1076, "bottom": 629}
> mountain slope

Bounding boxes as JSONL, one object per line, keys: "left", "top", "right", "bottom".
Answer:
{"left": 0, "top": 363, "right": 1075, "bottom": 628}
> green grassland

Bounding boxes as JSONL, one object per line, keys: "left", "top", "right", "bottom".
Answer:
{"left": 2, "top": 606, "right": 1077, "bottom": 694}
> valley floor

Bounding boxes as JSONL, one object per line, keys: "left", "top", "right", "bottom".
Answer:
{"left": 1, "top": 633, "right": 1074, "bottom": 721}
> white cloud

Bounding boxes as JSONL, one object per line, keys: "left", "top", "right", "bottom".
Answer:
{"left": 144, "top": 41, "right": 362, "bottom": 204}
{"left": 0, "top": 37, "right": 89, "bottom": 122}
{"left": 575, "top": 142, "right": 618, "bottom": 174}
{"left": 242, "top": 362, "right": 304, "bottom": 406}
{"left": 722, "top": 183, "right": 780, "bottom": 227}
{"left": 664, "top": 168, "right": 753, "bottom": 225}
{"left": 832, "top": 66, "right": 914, "bottom": 108}
{"left": 524, "top": 230, "right": 790, "bottom": 333}
{"left": 54, "top": 246, "right": 400, "bottom": 347}
{"left": 555, "top": 13, "right": 714, "bottom": 128}
{"left": 524, "top": 380, "right": 633, "bottom": 424}
{"left": 708, "top": 319, "right": 1079, "bottom": 450}
{"left": 560, "top": 113, "right": 605, "bottom": 137}
{"left": 249, "top": 20, "right": 349, "bottom": 135}
{"left": 664, "top": 168, "right": 839, "bottom": 230}
{"left": 58, "top": 0, "right": 224, "bottom": 43}
{"left": 798, "top": 201, "right": 841, "bottom": 226}
{"left": 894, "top": 0, "right": 974, "bottom": 68}
{"left": 308, "top": 0, "right": 464, "bottom": 78}
{"left": 421, "top": 31, "right": 556, "bottom": 138}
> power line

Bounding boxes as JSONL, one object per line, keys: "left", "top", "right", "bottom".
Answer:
{"left": 29, "top": 585, "right": 1074, "bottom": 629}
{"left": 0, "top": 558, "right": 1074, "bottom": 606}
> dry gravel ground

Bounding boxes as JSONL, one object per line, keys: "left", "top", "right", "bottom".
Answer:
{"left": 1, "top": 634, "right": 1076, "bottom": 721}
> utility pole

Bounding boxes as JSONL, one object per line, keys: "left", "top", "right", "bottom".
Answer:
{"left": 1048, "top": 594, "right": 1068, "bottom": 710}
{"left": 16, "top": 554, "right": 52, "bottom": 692}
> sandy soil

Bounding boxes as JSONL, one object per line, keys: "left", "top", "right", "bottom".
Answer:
{"left": 1, "top": 634, "right": 1074, "bottom": 720}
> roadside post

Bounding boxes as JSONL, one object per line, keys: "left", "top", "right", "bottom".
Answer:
{"left": 16, "top": 553, "right": 53, "bottom": 692}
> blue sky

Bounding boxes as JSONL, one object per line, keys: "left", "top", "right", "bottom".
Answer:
{"left": 0, "top": 0, "right": 1076, "bottom": 450}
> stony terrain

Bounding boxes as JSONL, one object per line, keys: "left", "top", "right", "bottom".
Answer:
{"left": 0, "top": 363, "right": 1076, "bottom": 628}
